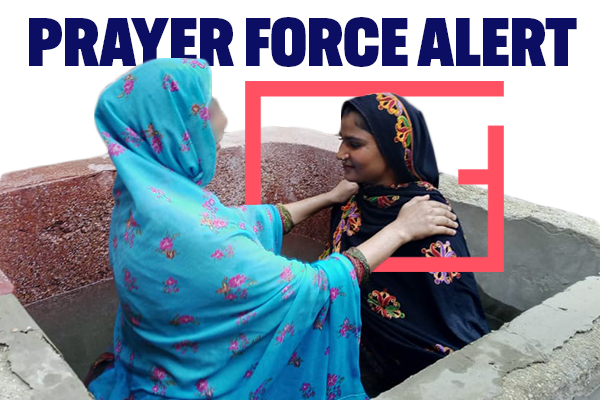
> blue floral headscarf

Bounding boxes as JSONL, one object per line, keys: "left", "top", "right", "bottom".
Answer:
{"left": 89, "top": 58, "right": 367, "bottom": 400}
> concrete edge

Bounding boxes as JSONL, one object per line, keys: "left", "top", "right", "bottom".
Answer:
{"left": 374, "top": 275, "right": 600, "bottom": 400}
{"left": 0, "top": 294, "right": 93, "bottom": 400}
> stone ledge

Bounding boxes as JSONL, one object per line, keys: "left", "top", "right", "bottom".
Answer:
{"left": 375, "top": 276, "right": 600, "bottom": 400}
{"left": 0, "top": 294, "right": 92, "bottom": 400}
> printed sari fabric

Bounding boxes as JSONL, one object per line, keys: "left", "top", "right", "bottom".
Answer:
{"left": 324, "top": 94, "right": 490, "bottom": 395}
{"left": 89, "top": 58, "right": 367, "bottom": 400}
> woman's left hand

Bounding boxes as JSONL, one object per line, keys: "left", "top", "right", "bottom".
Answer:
{"left": 327, "top": 179, "right": 359, "bottom": 204}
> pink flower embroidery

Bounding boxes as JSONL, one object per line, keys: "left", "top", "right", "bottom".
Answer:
{"left": 123, "top": 79, "right": 134, "bottom": 95}
{"left": 228, "top": 274, "right": 247, "bottom": 288}
{"left": 170, "top": 80, "right": 179, "bottom": 92}
{"left": 152, "top": 135, "right": 163, "bottom": 154}
{"left": 152, "top": 366, "right": 166, "bottom": 381}
{"left": 211, "top": 249, "right": 224, "bottom": 260}
{"left": 160, "top": 237, "right": 173, "bottom": 251}
{"left": 330, "top": 287, "right": 340, "bottom": 301}
{"left": 108, "top": 143, "right": 125, "bottom": 157}
{"left": 200, "top": 106, "right": 210, "bottom": 121}
{"left": 280, "top": 266, "right": 293, "bottom": 282}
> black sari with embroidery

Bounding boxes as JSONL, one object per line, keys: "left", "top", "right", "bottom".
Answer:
{"left": 324, "top": 94, "right": 490, "bottom": 396}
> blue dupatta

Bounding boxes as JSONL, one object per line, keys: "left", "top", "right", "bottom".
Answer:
{"left": 88, "top": 59, "right": 367, "bottom": 400}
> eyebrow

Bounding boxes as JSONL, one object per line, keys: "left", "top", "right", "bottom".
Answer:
{"left": 338, "top": 132, "right": 366, "bottom": 142}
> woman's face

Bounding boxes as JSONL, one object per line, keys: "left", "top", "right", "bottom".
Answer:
{"left": 337, "top": 112, "right": 397, "bottom": 186}
{"left": 209, "top": 99, "right": 228, "bottom": 155}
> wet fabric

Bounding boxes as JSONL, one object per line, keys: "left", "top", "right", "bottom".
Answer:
{"left": 324, "top": 94, "right": 490, "bottom": 395}
{"left": 88, "top": 58, "right": 367, "bottom": 400}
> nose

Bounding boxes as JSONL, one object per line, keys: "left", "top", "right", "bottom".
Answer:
{"left": 336, "top": 144, "right": 348, "bottom": 161}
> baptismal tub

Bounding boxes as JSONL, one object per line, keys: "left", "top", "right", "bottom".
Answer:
{"left": 1, "top": 127, "right": 599, "bottom": 399}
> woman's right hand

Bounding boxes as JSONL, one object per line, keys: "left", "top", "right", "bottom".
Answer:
{"left": 392, "top": 195, "right": 458, "bottom": 242}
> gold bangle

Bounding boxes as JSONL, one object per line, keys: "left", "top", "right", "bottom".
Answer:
{"left": 345, "top": 247, "right": 371, "bottom": 284}
{"left": 275, "top": 203, "right": 295, "bottom": 234}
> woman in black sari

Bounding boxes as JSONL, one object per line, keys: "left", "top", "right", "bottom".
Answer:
{"left": 321, "top": 93, "right": 490, "bottom": 396}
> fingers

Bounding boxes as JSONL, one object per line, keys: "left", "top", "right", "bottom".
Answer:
{"left": 407, "top": 195, "right": 430, "bottom": 205}
{"left": 432, "top": 216, "right": 459, "bottom": 229}
{"left": 432, "top": 226, "right": 457, "bottom": 236}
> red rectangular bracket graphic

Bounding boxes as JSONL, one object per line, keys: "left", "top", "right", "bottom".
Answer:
{"left": 245, "top": 81, "right": 504, "bottom": 272}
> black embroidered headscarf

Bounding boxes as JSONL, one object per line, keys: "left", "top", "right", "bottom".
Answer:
{"left": 323, "top": 94, "right": 490, "bottom": 397}
{"left": 346, "top": 93, "right": 439, "bottom": 188}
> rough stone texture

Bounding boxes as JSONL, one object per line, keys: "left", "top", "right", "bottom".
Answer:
{"left": 0, "top": 293, "right": 92, "bottom": 400}
{"left": 374, "top": 276, "right": 600, "bottom": 400}
{"left": 0, "top": 157, "right": 116, "bottom": 305}
{"left": 440, "top": 174, "right": 600, "bottom": 311}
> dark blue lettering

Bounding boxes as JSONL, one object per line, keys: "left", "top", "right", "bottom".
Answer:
{"left": 65, "top": 18, "right": 98, "bottom": 66}
{"left": 100, "top": 18, "right": 135, "bottom": 66}
{"left": 546, "top": 18, "right": 577, "bottom": 66}
{"left": 246, "top": 18, "right": 270, "bottom": 66}
{"left": 512, "top": 18, "right": 546, "bottom": 66}
{"left": 171, "top": 18, "right": 197, "bottom": 58}
{"left": 418, "top": 18, "right": 454, "bottom": 66}
{"left": 345, "top": 18, "right": 379, "bottom": 67}
{"left": 272, "top": 18, "right": 306, "bottom": 67}
{"left": 382, "top": 18, "right": 408, "bottom": 66}
{"left": 132, "top": 18, "right": 168, "bottom": 62}
{"left": 29, "top": 18, "right": 62, "bottom": 66}
{"left": 308, "top": 18, "right": 342, "bottom": 66}
{"left": 200, "top": 18, "right": 234, "bottom": 66}
{"left": 456, "top": 18, "right": 480, "bottom": 66}
{"left": 483, "top": 18, "right": 509, "bottom": 66}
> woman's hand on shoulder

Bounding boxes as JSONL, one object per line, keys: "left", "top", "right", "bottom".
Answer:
{"left": 392, "top": 195, "right": 458, "bottom": 242}
{"left": 327, "top": 179, "right": 359, "bottom": 205}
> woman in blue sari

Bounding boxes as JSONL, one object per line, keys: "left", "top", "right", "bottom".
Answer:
{"left": 323, "top": 94, "right": 490, "bottom": 397}
{"left": 87, "top": 59, "right": 458, "bottom": 400}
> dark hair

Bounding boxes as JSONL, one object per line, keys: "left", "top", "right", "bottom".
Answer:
{"left": 341, "top": 102, "right": 373, "bottom": 134}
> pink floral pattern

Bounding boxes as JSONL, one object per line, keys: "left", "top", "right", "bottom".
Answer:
{"left": 249, "top": 379, "right": 272, "bottom": 400}
{"left": 120, "top": 127, "right": 142, "bottom": 147}
{"left": 150, "top": 366, "right": 175, "bottom": 396}
{"left": 339, "top": 318, "right": 359, "bottom": 339}
{"left": 326, "top": 374, "right": 345, "bottom": 400}
{"left": 169, "top": 314, "right": 200, "bottom": 327}
{"left": 155, "top": 232, "right": 179, "bottom": 259}
{"left": 123, "top": 268, "right": 138, "bottom": 292}
{"left": 210, "top": 244, "right": 234, "bottom": 260}
{"left": 162, "top": 74, "right": 179, "bottom": 92}
{"left": 190, "top": 103, "right": 209, "bottom": 129}
{"left": 330, "top": 287, "right": 346, "bottom": 303}
{"left": 173, "top": 340, "right": 198, "bottom": 355}
{"left": 252, "top": 220, "right": 264, "bottom": 234}
{"left": 244, "top": 362, "right": 258, "bottom": 379}
{"left": 228, "top": 333, "right": 261, "bottom": 357}
{"left": 124, "top": 211, "right": 142, "bottom": 248}
{"left": 149, "top": 186, "right": 172, "bottom": 203}
{"left": 288, "top": 350, "right": 302, "bottom": 367}
{"left": 313, "top": 270, "right": 329, "bottom": 291}
{"left": 236, "top": 311, "right": 256, "bottom": 325}
{"left": 200, "top": 213, "right": 228, "bottom": 234}
{"left": 300, "top": 382, "right": 316, "bottom": 398}
{"left": 217, "top": 274, "right": 257, "bottom": 301}
{"left": 182, "top": 59, "right": 207, "bottom": 68}
{"left": 144, "top": 123, "right": 163, "bottom": 154}
{"left": 108, "top": 143, "right": 125, "bottom": 157}
{"left": 117, "top": 74, "right": 136, "bottom": 99}
{"left": 179, "top": 131, "right": 191, "bottom": 152}
{"left": 275, "top": 323, "right": 295, "bottom": 344}
{"left": 196, "top": 378, "right": 214, "bottom": 399}
{"left": 163, "top": 277, "right": 179, "bottom": 294}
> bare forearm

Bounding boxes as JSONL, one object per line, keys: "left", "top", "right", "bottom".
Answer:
{"left": 283, "top": 192, "right": 334, "bottom": 226}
